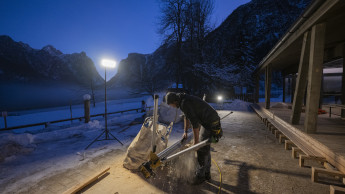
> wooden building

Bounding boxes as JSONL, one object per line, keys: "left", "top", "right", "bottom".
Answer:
{"left": 252, "top": 0, "right": 345, "bottom": 190}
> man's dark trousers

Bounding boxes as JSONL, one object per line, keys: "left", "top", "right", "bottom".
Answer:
{"left": 196, "top": 127, "right": 212, "bottom": 177}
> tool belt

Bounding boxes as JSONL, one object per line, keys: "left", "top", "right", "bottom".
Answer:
{"left": 209, "top": 120, "right": 222, "bottom": 143}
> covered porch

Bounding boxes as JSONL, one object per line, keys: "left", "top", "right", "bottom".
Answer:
{"left": 252, "top": 0, "right": 345, "bottom": 190}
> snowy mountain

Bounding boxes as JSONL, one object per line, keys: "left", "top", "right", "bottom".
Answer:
{"left": 0, "top": 35, "right": 103, "bottom": 86}
{"left": 110, "top": 0, "right": 311, "bottom": 95}
{"left": 0, "top": 36, "right": 107, "bottom": 111}
{"left": 197, "top": 0, "right": 311, "bottom": 91}
{"left": 108, "top": 44, "right": 176, "bottom": 92}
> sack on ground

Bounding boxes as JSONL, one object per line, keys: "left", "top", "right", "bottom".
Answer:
{"left": 123, "top": 117, "right": 172, "bottom": 170}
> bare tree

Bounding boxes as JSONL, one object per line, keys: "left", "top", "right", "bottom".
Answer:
{"left": 158, "top": 0, "right": 188, "bottom": 88}
{"left": 185, "top": 0, "right": 214, "bottom": 63}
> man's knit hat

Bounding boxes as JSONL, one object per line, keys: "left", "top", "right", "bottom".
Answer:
{"left": 165, "top": 92, "right": 179, "bottom": 105}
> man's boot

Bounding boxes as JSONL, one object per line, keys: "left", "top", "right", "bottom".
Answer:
{"left": 205, "top": 172, "right": 211, "bottom": 181}
{"left": 192, "top": 166, "right": 206, "bottom": 185}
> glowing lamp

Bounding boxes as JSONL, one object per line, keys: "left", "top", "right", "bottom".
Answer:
{"left": 101, "top": 59, "right": 116, "bottom": 68}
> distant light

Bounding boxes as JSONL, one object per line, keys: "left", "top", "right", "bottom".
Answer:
{"left": 217, "top": 95, "right": 223, "bottom": 101}
{"left": 101, "top": 59, "right": 116, "bottom": 68}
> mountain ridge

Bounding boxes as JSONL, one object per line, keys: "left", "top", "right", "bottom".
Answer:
{"left": 0, "top": 35, "right": 103, "bottom": 86}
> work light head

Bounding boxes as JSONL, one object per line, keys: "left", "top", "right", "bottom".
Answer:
{"left": 101, "top": 59, "right": 116, "bottom": 68}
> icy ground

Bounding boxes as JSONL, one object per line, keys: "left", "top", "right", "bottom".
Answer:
{"left": 0, "top": 98, "right": 248, "bottom": 193}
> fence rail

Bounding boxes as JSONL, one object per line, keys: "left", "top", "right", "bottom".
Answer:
{"left": 323, "top": 104, "right": 345, "bottom": 118}
{"left": 0, "top": 106, "right": 153, "bottom": 132}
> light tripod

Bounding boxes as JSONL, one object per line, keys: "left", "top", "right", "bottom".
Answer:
{"left": 85, "top": 60, "right": 123, "bottom": 150}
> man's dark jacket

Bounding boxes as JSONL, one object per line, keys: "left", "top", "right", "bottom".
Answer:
{"left": 178, "top": 93, "right": 220, "bottom": 129}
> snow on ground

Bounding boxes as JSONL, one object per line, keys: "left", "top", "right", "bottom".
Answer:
{"left": 0, "top": 97, "right": 252, "bottom": 194}
{"left": 210, "top": 99, "right": 252, "bottom": 112}
{"left": 0, "top": 95, "right": 154, "bottom": 133}
{"left": 0, "top": 111, "right": 145, "bottom": 193}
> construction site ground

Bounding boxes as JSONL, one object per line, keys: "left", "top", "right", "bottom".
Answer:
{"left": 16, "top": 106, "right": 329, "bottom": 194}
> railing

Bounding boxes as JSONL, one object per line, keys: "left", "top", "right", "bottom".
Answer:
{"left": 0, "top": 106, "right": 153, "bottom": 132}
{"left": 323, "top": 104, "right": 345, "bottom": 118}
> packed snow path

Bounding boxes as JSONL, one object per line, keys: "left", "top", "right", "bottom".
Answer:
{"left": 1, "top": 100, "right": 329, "bottom": 193}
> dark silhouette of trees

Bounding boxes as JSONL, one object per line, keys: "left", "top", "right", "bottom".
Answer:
{"left": 158, "top": 0, "right": 214, "bottom": 89}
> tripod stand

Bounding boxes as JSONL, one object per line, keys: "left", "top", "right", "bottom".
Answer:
{"left": 85, "top": 65, "right": 123, "bottom": 150}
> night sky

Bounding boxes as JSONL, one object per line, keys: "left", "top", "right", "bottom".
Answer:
{"left": 0, "top": 0, "right": 250, "bottom": 80}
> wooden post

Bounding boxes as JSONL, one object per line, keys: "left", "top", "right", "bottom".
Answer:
{"left": 255, "top": 75, "right": 260, "bottom": 103}
{"left": 283, "top": 75, "right": 286, "bottom": 103}
{"left": 291, "top": 31, "right": 310, "bottom": 125}
{"left": 84, "top": 94, "right": 91, "bottom": 123}
{"left": 304, "top": 23, "right": 326, "bottom": 134}
{"left": 341, "top": 44, "right": 345, "bottom": 105}
{"left": 287, "top": 75, "right": 293, "bottom": 102}
{"left": 291, "top": 75, "right": 296, "bottom": 103}
{"left": 265, "top": 65, "right": 272, "bottom": 109}
{"left": 319, "top": 73, "right": 324, "bottom": 109}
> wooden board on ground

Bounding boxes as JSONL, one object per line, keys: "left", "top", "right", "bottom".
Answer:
{"left": 63, "top": 167, "right": 110, "bottom": 194}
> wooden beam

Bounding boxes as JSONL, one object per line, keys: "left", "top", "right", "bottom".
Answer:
{"left": 312, "top": 167, "right": 345, "bottom": 183}
{"left": 285, "top": 139, "right": 295, "bottom": 150}
{"left": 279, "top": 134, "right": 287, "bottom": 144}
{"left": 341, "top": 44, "right": 345, "bottom": 105}
{"left": 330, "top": 185, "right": 345, "bottom": 194}
{"left": 63, "top": 167, "right": 110, "bottom": 194}
{"left": 292, "top": 147, "right": 302, "bottom": 158}
{"left": 265, "top": 64, "right": 272, "bottom": 109}
{"left": 304, "top": 23, "right": 326, "bottom": 133}
{"left": 291, "top": 75, "right": 296, "bottom": 103}
{"left": 257, "top": 0, "right": 339, "bottom": 72}
{"left": 299, "top": 155, "right": 326, "bottom": 167}
{"left": 291, "top": 31, "right": 311, "bottom": 125}
{"left": 251, "top": 103, "right": 345, "bottom": 174}
{"left": 255, "top": 75, "right": 260, "bottom": 103}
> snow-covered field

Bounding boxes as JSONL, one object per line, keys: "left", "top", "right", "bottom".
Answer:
{"left": 0, "top": 97, "right": 250, "bottom": 194}
{"left": 0, "top": 94, "right": 162, "bottom": 192}
{"left": 0, "top": 95, "right": 157, "bottom": 132}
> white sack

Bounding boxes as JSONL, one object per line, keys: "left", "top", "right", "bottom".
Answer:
{"left": 123, "top": 117, "right": 173, "bottom": 170}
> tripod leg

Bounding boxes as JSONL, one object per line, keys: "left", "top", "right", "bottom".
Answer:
{"left": 108, "top": 131, "right": 124, "bottom": 145}
{"left": 85, "top": 130, "right": 106, "bottom": 150}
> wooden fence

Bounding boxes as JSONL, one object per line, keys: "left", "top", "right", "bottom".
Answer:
{"left": 0, "top": 106, "right": 153, "bottom": 132}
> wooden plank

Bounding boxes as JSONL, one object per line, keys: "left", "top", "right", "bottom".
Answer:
{"left": 292, "top": 147, "right": 302, "bottom": 159}
{"left": 285, "top": 140, "right": 294, "bottom": 150}
{"left": 299, "top": 155, "right": 326, "bottom": 167}
{"left": 63, "top": 167, "right": 110, "bottom": 194}
{"left": 279, "top": 134, "right": 287, "bottom": 144}
{"left": 251, "top": 103, "right": 345, "bottom": 174}
{"left": 330, "top": 185, "right": 345, "bottom": 194}
{"left": 252, "top": 104, "right": 324, "bottom": 156}
{"left": 312, "top": 167, "right": 345, "bottom": 183}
